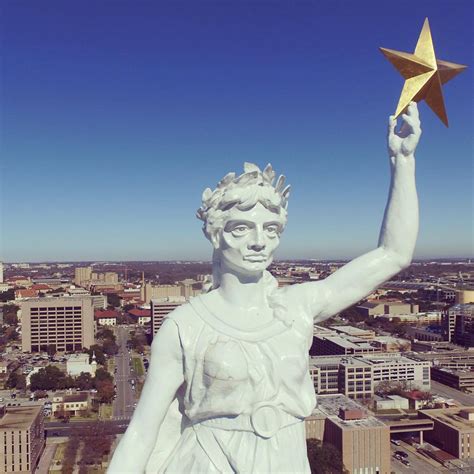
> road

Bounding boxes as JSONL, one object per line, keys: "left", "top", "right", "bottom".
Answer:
{"left": 113, "top": 326, "right": 136, "bottom": 420}
{"left": 390, "top": 441, "right": 447, "bottom": 474}
{"left": 431, "top": 381, "right": 474, "bottom": 406}
{"left": 45, "top": 419, "right": 129, "bottom": 437}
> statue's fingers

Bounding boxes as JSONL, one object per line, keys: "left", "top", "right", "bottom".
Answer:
{"left": 388, "top": 115, "right": 397, "bottom": 135}
{"left": 408, "top": 102, "right": 421, "bottom": 127}
{"left": 401, "top": 113, "right": 415, "bottom": 130}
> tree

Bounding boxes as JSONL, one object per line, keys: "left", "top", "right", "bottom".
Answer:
{"left": 30, "top": 365, "right": 68, "bottom": 391}
{"left": 94, "top": 367, "right": 113, "bottom": 384}
{"left": 96, "top": 379, "right": 115, "bottom": 403}
{"left": 0, "top": 289, "right": 15, "bottom": 302}
{"left": 6, "top": 371, "right": 26, "bottom": 390}
{"left": 306, "top": 439, "right": 348, "bottom": 474}
{"left": 102, "top": 339, "right": 119, "bottom": 356}
{"left": 76, "top": 372, "right": 94, "bottom": 390}
{"left": 96, "top": 328, "right": 115, "bottom": 341}
{"left": 2, "top": 305, "right": 19, "bottom": 326}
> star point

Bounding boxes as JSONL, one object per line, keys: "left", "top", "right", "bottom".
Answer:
{"left": 381, "top": 17, "right": 467, "bottom": 126}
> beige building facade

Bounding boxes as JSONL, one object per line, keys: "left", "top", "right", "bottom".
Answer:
{"left": 150, "top": 297, "right": 186, "bottom": 335}
{"left": 21, "top": 297, "right": 95, "bottom": 353}
{"left": 0, "top": 405, "right": 45, "bottom": 474}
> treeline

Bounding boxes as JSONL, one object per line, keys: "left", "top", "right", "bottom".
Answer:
{"left": 29, "top": 366, "right": 115, "bottom": 402}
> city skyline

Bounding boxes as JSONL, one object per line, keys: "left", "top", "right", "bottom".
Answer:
{"left": 2, "top": 1, "right": 472, "bottom": 262}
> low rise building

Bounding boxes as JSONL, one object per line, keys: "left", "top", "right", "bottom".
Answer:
{"left": 311, "top": 394, "right": 391, "bottom": 474}
{"left": 420, "top": 407, "right": 474, "bottom": 460}
{"left": 66, "top": 353, "right": 97, "bottom": 376}
{"left": 311, "top": 333, "right": 381, "bottom": 357}
{"left": 330, "top": 325, "right": 375, "bottom": 340}
{"left": 356, "top": 300, "right": 419, "bottom": 318}
{"left": 0, "top": 404, "right": 45, "bottom": 473}
{"left": 430, "top": 367, "right": 474, "bottom": 391}
{"left": 94, "top": 309, "right": 118, "bottom": 326}
{"left": 52, "top": 392, "right": 90, "bottom": 417}
{"left": 127, "top": 308, "right": 151, "bottom": 325}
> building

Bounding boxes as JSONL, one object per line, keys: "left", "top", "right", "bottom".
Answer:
{"left": 430, "top": 367, "right": 474, "bottom": 391}
{"left": 419, "top": 407, "right": 474, "bottom": 460}
{"left": 330, "top": 326, "right": 375, "bottom": 340}
{"left": 356, "top": 300, "right": 419, "bottom": 318}
{"left": 21, "top": 297, "right": 95, "bottom": 353}
{"left": 444, "top": 304, "right": 474, "bottom": 346}
{"left": 127, "top": 308, "right": 151, "bottom": 325}
{"left": 0, "top": 261, "right": 3, "bottom": 283}
{"left": 66, "top": 353, "right": 97, "bottom": 376}
{"left": 52, "top": 392, "right": 90, "bottom": 417}
{"left": 309, "top": 354, "right": 430, "bottom": 400}
{"left": 311, "top": 394, "right": 391, "bottom": 474}
{"left": 371, "top": 336, "right": 411, "bottom": 352}
{"left": 74, "top": 266, "right": 92, "bottom": 286}
{"left": 0, "top": 404, "right": 45, "bottom": 473}
{"left": 90, "top": 294, "right": 108, "bottom": 310}
{"left": 455, "top": 288, "right": 474, "bottom": 305}
{"left": 374, "top": 394, "right": 409, "bottom": 411}
{"left": 311, "top": 333, "right": 381, "bottom": 356}
{"left": 151, "top": 297, "right": 186, "bottom": 336}
{"left": 94, "top": 309, "right": 118, "bottom": 326}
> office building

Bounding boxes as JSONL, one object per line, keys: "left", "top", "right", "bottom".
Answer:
{"left": 309, "top": 354, "right": 430, "bottom": 399}
{"left": 443, "top": 304, "right": 474, "bottom": 346}
{"left": 330, "top": 326, "right": 375, "bottom": 340}
{"left": 430, "top": 367, "right": 474, "bottom": 391}
{"left": 311, "top": 333, "right": 381, "bottom": 356}
{"left": 356, "top": 300, "right": 419, "bottom": 318}
{"left": 420, "top": 407, "right": 474, "bottom": 460}
{"left": 74, "top": 266, "right": 92, "bottom": 286}
{"left": 21, "top": 297, "right": 94, "bottom": 353}
{"left": 311, "top": 395, "right": 390, "bottom": 474}
{"left": 151, "top": 297, "right": 186, "bottom": 336}
{"left": 0, "top": 404, "right": 45, "bottom": 473}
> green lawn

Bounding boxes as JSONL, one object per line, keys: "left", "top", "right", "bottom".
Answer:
{"left": 132, "top": 357, "right": 144, "bottom": 377}
{"left": 99, "top": 403, "right": 113, "bottom": 420}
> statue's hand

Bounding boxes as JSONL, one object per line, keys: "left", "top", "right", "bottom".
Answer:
{"left": 387, "top": 101, "right": 422, "bottom": 158}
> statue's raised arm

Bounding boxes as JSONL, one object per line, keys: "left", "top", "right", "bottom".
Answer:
{"left": 290, "top": 102, "right": 421, "bottom": 321}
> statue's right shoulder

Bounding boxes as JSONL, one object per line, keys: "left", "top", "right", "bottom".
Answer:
{"left": 164, "top": 296, "right": 206, "bottom": 339}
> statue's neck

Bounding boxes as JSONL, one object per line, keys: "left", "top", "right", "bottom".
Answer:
{"left": 217, "top": 271, "right": 267, "bottom": 309}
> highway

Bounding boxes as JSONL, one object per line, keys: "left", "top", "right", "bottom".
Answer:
{"left": 112, "top": 326, "right": 136, "bottom": 420}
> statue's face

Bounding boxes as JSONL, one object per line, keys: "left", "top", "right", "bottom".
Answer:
{"left": 214, "top": 202, "right": 285, "bottom": 275}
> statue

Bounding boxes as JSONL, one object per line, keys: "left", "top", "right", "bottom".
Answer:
{"left": 108, "top": 103, "right": 421, "bottom": 473}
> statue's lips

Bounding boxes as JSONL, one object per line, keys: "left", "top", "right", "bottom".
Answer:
{"left": 243, "top": 255, "right": 267, "bottom": 262}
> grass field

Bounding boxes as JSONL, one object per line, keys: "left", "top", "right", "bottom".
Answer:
{"left": 99, "top": 403, "right": 113, "bottom": 420}
{"left": 132, "top": 356, "right": 144, "bottom": 377}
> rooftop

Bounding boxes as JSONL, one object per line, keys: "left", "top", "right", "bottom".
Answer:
{"left": 0, "top": 405, "right": 43, "bottom": 430}
{"left": 421, "top": 407, "right": 474, "bottom": 432}
{"left": 316, "top": 394, "right": 385, "bottom": 429}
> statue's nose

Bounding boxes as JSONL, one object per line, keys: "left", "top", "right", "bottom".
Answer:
{"left": 248, "top": 229, "right": 265, "bottom": 251}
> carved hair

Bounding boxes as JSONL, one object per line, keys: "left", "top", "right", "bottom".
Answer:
{"left": 196, "top": 162, "right": 291, "bottom": 241}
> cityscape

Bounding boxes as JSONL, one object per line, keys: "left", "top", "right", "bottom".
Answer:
{"left": 0, "top": 258, "right": 473, "bottom": 473}
{"left": 2, "top": 1, "right": 472, "bottom": 474}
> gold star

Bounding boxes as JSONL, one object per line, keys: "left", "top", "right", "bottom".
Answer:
{"left": 380, "top": 18, "right": 467, "bottom": 126}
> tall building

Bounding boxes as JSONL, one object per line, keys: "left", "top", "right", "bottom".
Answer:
{"left": 0, "top": 404, "right": 45, "bottom": 473}
{"left": 74, "top": 266, "right": 92, "bottom": 286}
{"left": 444, "top": 304, "right": 474, "bottom": 346}
{"left": 21, "top": 297, "right": 94, "bottom": 353}
{"left": 0, "top": 261, "right": 3, "bottom": 283}
{"left": 151, "top": 297, "right": 186, "bottom": 336}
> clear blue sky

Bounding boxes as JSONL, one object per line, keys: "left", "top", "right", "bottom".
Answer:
{"left": 1, "top": 1, "right": 472, "bottom": 262}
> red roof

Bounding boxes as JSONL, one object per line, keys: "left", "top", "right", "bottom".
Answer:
{"left": 15, "top": 289, "right": 38, "bottom": 298}
{"left": 94, "top": 309, "right": 119, "bottom": 320}
{"left": 128, "top": 309, "right": 150, "bottom": 318}
{"left": 31, "top": 284, "right": 51, "bottom": 290}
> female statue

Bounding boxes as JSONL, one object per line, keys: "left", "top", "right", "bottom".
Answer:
{"left": 108, "top": 103, "right": 421, "bottom": 473}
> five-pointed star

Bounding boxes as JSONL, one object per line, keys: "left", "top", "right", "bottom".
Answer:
{"left": 380, "top": 18, "right": 467, "bottom": 126}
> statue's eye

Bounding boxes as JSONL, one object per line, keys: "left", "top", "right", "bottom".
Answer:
{"left": 232, "top": 225, "right": 249, "bottom": 235}
{"left": 265, "top": 225, "right": 280, "bottom": 236}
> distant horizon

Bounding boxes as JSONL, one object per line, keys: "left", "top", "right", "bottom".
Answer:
{"left": 3, "top": 256, "right": 473, "bottom": 265}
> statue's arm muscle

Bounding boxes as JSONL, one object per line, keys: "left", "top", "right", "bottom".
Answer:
{"left": 107, "top": 319, "right": 184, "bottom": 473}
{"left": 290, "top": 107, "right": 420, "bottom": 322}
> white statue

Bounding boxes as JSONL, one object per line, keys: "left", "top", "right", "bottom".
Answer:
{"left": 108, "top": 103, "right": 421, "bottom": 473}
